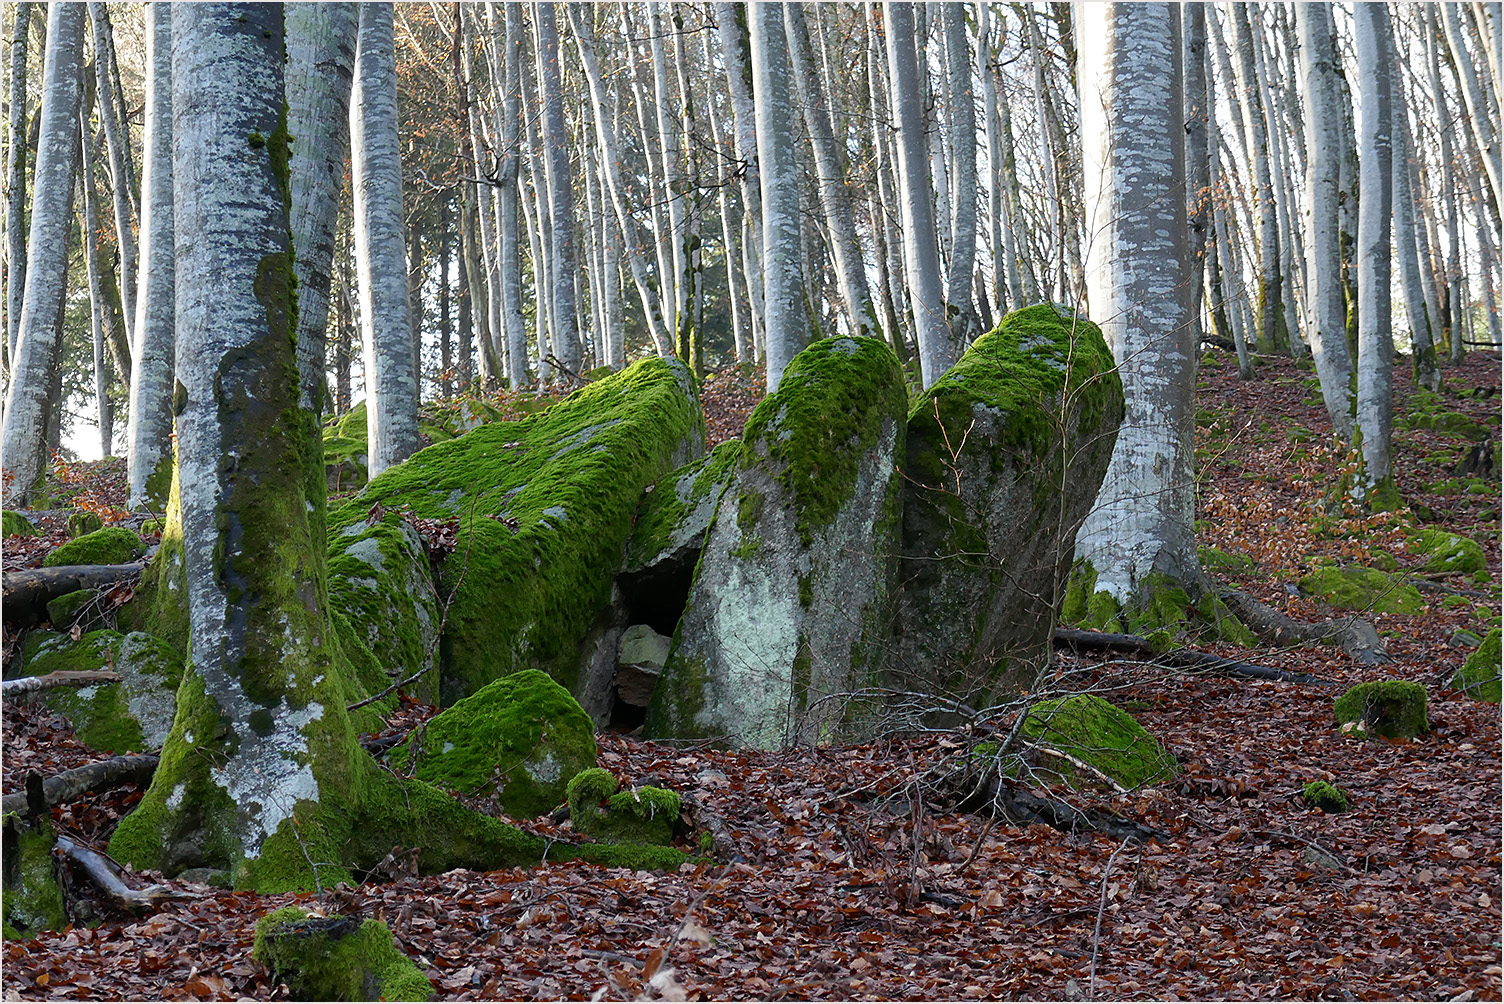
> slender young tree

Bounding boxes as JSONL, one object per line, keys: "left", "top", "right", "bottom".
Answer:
{"left": 1393, "top": 74, "right": 1442, "bottom": 392}
{"left": 1075, "top": 2, "right": 1203, "bottom": 602}
{"left": 351, "top": 1, "right": 419, "bottom": 476}
{"left": 943, "top": 2, "right": 978, "bottom": 333}
{"left": 86, "top": 3, "right": 137, "bottom": 347}
{"left": 1, "top": 3, "right": 85, "bottom": 507}
{"left": 3, "top": 1, "right": 31, "bottom": 361}
{"left": 751, "top": 0, "right": 805, "bottom": 392}
{"left": 1354, "top": 3, "right": 1395, "bottom": 500}
{"left": 533, "top": 2, "right": 579, "bottom": 378}
{"left": 885, "top": 1, "right": 954, "bottom": 387}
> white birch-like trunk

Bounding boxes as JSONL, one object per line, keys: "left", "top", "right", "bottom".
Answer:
{"left": 1075, "top": 2, "right": 1202, "bottom": 602}
{"left": 1354, "top": 3, "right": 1394, "bottom": 494}
{"left": 1295, "top": 2, "right": 1355, "bottom": 442}
{"left": 943, "top": 2, "right": 977, "bottom": 320}
{"left": 751, "top": 1, "right": 805, "bottom": 392}
{"left": 1393, "top": 77, "right": 1442, "bottom": 391}
{"left": 496, "top": 2, "right": 529, "bottom": 388}
{"left": 352, "top": 1, "right": 418, "bottom": 476}
{"left": 885, "top": 1, "right": 954, "bottom": 387}
{"left": 703, "top": 25, "right": 747, "bottom": 364}
{"left": 78, "top": 97, "right": 112, "bottom": 459}
{"left": 3, "top": 1, "right": 31, "bottom": 361}
{"left": 533, "top": 2, "right": 578, "bottom": 377}
{"left": 287, "top": 3, "right": 357, "bottom": 416}
{"left": 126, "top": 2, "right": 174, "bottom": 510}
{"left": 86, "top": 3, "right": 137, "bottom": 349}
{"left": 1, "top": 2, "right": 85, "bottom": 507}
{"left": 714, "top": 2, "right": 766, "bottom": 349}
{"left": 1439, "top": 3, "right": 1502, "bottom": 221}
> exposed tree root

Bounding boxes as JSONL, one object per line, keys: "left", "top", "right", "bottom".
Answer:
{"left": 1216, "top": 588, "right": 1387, "bottom": 665}
{"left": 942, "top": 770, "right": 1172, "bottom": 844}
{"left": 54, "top": 835, "right": 191, "bottom": 916}
{"left": 1052, "top": 626, "right": 1339, "bottom": 684}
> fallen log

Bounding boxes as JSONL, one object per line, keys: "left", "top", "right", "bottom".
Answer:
{"left": 54, "top": 835, "right": 188, "bottom": 915}
{"left": 1052, "top": 626, "right": 1338, "bottom": 684}
{"left": 2, "top": 670, "right": 122, "bottom": 698}
{"left": 2, "top": 562, "right": 145, "bottom": 628}
{"left": 1, "top": 756, "right": 160, "bottom": 818}
{"left": 1216, "top": 589, "right": 1387, "bottom": 666}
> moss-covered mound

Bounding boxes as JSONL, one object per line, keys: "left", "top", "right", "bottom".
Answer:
{"left": 647, "top": 337, "right": 907, "bottom": 748}
{"left": 66, "top": 512, "right": 103, "bottom": 538}
{"left": 2, "top": 816, "right": 68, "bottom": 939}
{"left": 896, "top": 306, "right": 1124, "bottom": 705}
{"left": 384, "top": 670, "right": 596, "bottom": 820}
{"left": 2, "top": 509, "right": 39, "bottom": 537}
{"left": 1020, "top": 694, "right": 1178, "bottom": 790}
{"left": 328, "top": 356, "right": 705, "bottom": 707}
{"left": 1198, "top": 546, "right": 1257, "bottom": 575}
{"left": 1407, "top": 528, "right": 1487, "bottom": 576}
{"left": 1302, "top": 780, "right": 1351, "bottom": 812}
{"left": 42, "top": 526, "right": 145, "bottom": 567}
{"left": 19, "top": 630, "right": 182, "bottom": 752}
{"left": 1452, "top": 627, "right": 1501, "bottom": 703}
{"left": 253, "top": 906, "right": 433, "bottom": 1002}
{"left": 1404, "top": 410, "right": 1486, "bottom": 440}
{"left": 1334, "top": 680, "right": 1430, "bottom": 739}
{"left": 1298, "top": 564, "right": 1425, "bottom": 616}
{"left": 566, "top": 768, "right": 681, "bottom": 846}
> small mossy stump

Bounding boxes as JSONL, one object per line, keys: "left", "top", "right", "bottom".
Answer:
{"left": 896, "top": 306, "right": 1125, "bottom": 706}
{"left": 2, "top": 509, "right": 39, "bottom": 537}
{"left": 327, "top": 357, "right": 705, "bottom": 712}
{"left": 566, "top": 768, "right": 681, "bottom": 846}
{"left": 1020, "top": 694, "right": 1178, "bottom": 790}
{"left": 19, "top": 630, "right": 183, "bottom": 752}
{"left": 383, "top": 670, "right": 596, "bottom": 820}
{"left": 67, "top": 512, "right": 104, "bottom": 538}
{"left": 42, "top": 527, "right": 145, "bottom": 568}
{"left": 1334, "top": 680, "right": 1430, "bottom": 739}
{"left": 1408, "top": 528, "right": 1487, "bottom": 576}
{"left": 1, "top": 816, "right": 68, "bottom": 939}
{"left": 1298, "top": 564, "right": 1426, "bottom": 616}
{"left": 647, "top": 337, "right": 908, "bottom": 748}
{"left": 252, "top": 907, "right": 433, "bottom": 1002}
{"left": 1302, "top": 780, "right": 1351, "bottom": 813}
{"left": 1452, "top": 627, "right": 1501, "bottom": 703}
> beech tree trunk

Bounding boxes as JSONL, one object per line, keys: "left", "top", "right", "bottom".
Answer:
{"left": 3, "top": 1, "right": 31, "bottom": 361}
{"left": 1354, "top": 4, "right": 1395, "bottom": 498}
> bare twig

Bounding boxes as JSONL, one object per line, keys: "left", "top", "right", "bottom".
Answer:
{"left": 1089, "top": 837, "right": 1134, "bottom": 1000}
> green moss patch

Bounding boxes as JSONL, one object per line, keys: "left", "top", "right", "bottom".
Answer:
{"left": 1298, "top": 565, "right": 1426, "bottom": 616}
{"left": 42, "top": 527, "right": 145, "bottom": 567}
{"left": 67, "top": 512, "right": 103, "bottom": 538}
{"left": 20, "top": 630, "right": 182, "bottom": 752}
{"left": 46, "top": 589, "right": 96, "bottom": 629}
{"left": 624, "top": 440, "right": 742, "bottom": 574}
{"left": 384, "top": 670, "right": 596, "bottom": 820}
{"left": 2, "top": 817, "right": 68, "bottom": 939}
{"left": 1198, "top": 546, "right": 1257, "bottom": 575}
{"left": 566, "top": 768, "right": 681, "bottom": 845}
{"left": 1334, "top": 679, "right": 1430, "bottom": 739}
{"left": 1404, "top": 410, "right": 1487, "bottom": 440}
{"left": 1302, "top": 780, "right": 1351, "bottom": 812}
{"left": 1020, "top": 694, "right": 1178, "bottom": 790}
{"left": 2, "top": 510, "right": 39, "bottom": 537}
{"left": 1407, "top": 528, "right": 1487, "bottom": 575}
{"left": 1452, "top": 627, "right": 1501, "bottom": 703}
{"left": 253, "top": 906, "right": 433, "bottom": 1002}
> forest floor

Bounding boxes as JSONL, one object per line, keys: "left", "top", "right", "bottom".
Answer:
{"left": 2, "top": 348, "right": 1501, "bottom": 1002}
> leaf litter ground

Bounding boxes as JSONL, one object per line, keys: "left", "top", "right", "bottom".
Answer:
{"left": 2, "top": 351, "right": 1499, "bottom": 1001}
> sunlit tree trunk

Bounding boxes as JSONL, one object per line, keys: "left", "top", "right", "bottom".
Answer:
{"left": 352, "top": 1, "right": 418, "bottom": 476}
{"left": 497, "top": 2, "right": 529, "bottom": 387}
{"left": 1, "top": 2, "right": 85, "bottom": 507}
{"left": 1229, "top": 3, "right": 1285, "bottom": 354}
{"left": 79, "top": 118, "right": 113, "bottom": 459}
{"left": 1353, "top": 2, "right": 1394, "bottom": 499}
{"left": 533, "top": 2, "right": 579, "bottom": 379}
{"left": 86, "top": 3, "right": 136, "bottom": 348}
{"left": 127, "top": 1, "right": 174, "bottom": 510}
{"left": 3, "top": 1, "right": 32, "bottom": 362}
{"left": 1393, "top": 76, "right": 1442, "bottom": 392}
{"left": 1076, "top": 2, "right": 1203, "bottom": 601}
{"left": 1439, "top": 2, "right": 1501, "bottom": 221}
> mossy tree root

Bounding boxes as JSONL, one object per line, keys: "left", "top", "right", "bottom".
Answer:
{"left": 1217, "top": 588, "right": 1387, "bottom": 666}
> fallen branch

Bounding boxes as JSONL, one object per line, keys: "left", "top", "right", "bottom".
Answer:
{"left": 2, "top": 562, "right": 145, "bottom": 628}
{"left": 1216, "top": 589, "right": 1387, "bottom": 666}
{"left": 2, "top": 670, "right": 121, "bottom": 698}
{"left": 680, "top": 793, "right": 745, "bottom": 863}
{"left": 1090, "top": 837, "right": 1134, "bottom": 1000}
{"left": 54, "top": 835, "right": 188, "bottom": 915}
{"left": 946, "top": 770, "right": 1171, "bottom": 844}
{"left": 1052, "top": 626, "right": 1339, "bottom": 684}
{"left": 1, "top": 756, "right": 160, "bottom": 818}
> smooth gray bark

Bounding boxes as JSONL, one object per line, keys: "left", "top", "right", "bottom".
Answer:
{"left": 1354, "top": 3, "right": 1394, "bottom": 493}
{"left": 287, "top": 3, "right": 357, "bottom": 416}
{"left": 1393, "top": 77, "right": 1442, "bottom": 392}
{"left": 497, "top": 3, "right": 529, "bottom": 387}
{"left": 533, "top": 2, "right": 580, "bottom": 378}
{"left": 86, "top": 3, "right": 136, "bottom": 348}
{"left": 4, "top": 1, "right": 30, "bottom": 361}
{"left": 943, "top": 2, "right": 977, "bottom": 322}
{"left": 351, "top": 1, "right": 418, "bottom": 476}
{"left": 1, "top": 3, "right": 85, "bottom": 507}
{"left": 715, "top": 3, "right": 766, "bottom": 353}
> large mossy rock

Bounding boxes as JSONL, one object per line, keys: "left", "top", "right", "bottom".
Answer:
{"left": 1298, "top": 564, "right": 1425, "bottom": 616}
{"left": 1407, "top": 528, "right": 1487, "bottom": 576}
{"left": 1453, "top": 627, "right": 1502, "bottom": 703}
{"left": 2, "top": 509, "right": 39, "bottom": 537}
{"left": 327, "top": 357, "right": 705, "bottom": 707}
{"left": 895, "top": 305, "right": 1123, "bottom": 705}
{"left": 253, "top": 907, "right": 433, "bottom": 1002}
{"left": 622, "top": 440, "right": 743, "bottom": 578}
{"left": 1021, "top": 694, "right": 1177, "bottom": 789}
{"left": 18, "top": 630, "right": 182, "bottom": 752}
{"left": 383, "top": 670, "right": 596, "bottom": 820}
{"left": 42, "top": 527, "right": 145, "bottom": 567}
{"left": 646, "top": 337, "right": 908, "bottom": 748}
{"left": 1334, "top": 680, "right": 1430, "bottom": 739}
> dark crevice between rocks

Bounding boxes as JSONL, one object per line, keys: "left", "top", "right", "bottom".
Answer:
{"left": 605, "top": 552, "right": 699, "bottom": 731}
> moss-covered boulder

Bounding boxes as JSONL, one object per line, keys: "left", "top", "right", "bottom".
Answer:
{"left": 622, "top": 440, "right": 742, "bottom": 577}
{"left": 42, "top": 526, "right": 145, "bottom": 567}
{"left": 45, "top": 588, "right": 96, "bottom": 629}
{"left": 1298, "top": 564, "right": 1425, "bottom": 616}
{"left": 1452, "top": 627, "right": 1501, "bottom": 703}
{"left": 67, "top": 512, "right": 103, "bottom": 538}
{"left": 2, "top": 509, "right": 39, "bottom": 537}
{"left": 383, "top": 670, "right": 596, "bottom": 820}
{"left": 1, "top": 816, "right": 68, "bottom": 939}
{"left": 895, "top": 306, "right": 1124, "bottom": 704}
{"left": 253, "top": 906, "right": 433, "bottom": 1002}
{"left": 323, "top": 401, "right": 370, "bottom": 491}
{"left": 1334, "top": 679, "right": 1430, "bottom": 739}
{"left": 1406, "top": 410, "right": 1487, "bottom": 440}
{"left": 1020, "top": 694, "right": 1177, "bottom": 789}
{"left": 566, "top": 768, "right": 680, "bottom": 846}
{"left": 328, "top": 356, "right": 705, "bottom": 707}
{"left": 1408, "top": 528, "right": 1487, "bottom": 576}
{"left": 1302, "top": 780, "right": 1351, "bottom": 812}
{"left": 19, "top": 630, "right": 182, "bottom": 752}
{"left": 647, "top": 337, "right": 907, "bottom": 748}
